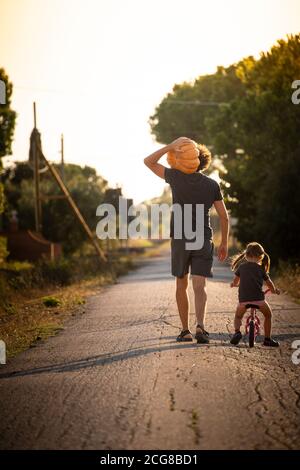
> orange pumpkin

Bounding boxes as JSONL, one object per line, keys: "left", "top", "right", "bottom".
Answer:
{"left": 167, "top": 140, "right": 200, "bottom": 174}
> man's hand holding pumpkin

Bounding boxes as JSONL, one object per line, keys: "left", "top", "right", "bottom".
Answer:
{"left": 169, "top": 137, "right": 192, "bottom": 153}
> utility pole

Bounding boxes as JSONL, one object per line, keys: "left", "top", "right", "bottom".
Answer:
{"left": 60, "top": 133, "right": 65, "bottom": 181}
{"left": 29, "top": 104, "right": 106, "bottom": 263}
{"left": 40, "top": 155, "right": 106, "bottom": 262}
{"left": 33, "top": 102, "right": 42, "bottom": 232}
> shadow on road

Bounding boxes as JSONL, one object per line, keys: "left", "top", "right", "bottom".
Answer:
{"left": 1, "top": 331, "right": 295, "bottom": 380}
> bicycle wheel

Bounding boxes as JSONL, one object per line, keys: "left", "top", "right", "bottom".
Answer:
{"left": 249, "top": 320, "right": 255, "bottom": 348}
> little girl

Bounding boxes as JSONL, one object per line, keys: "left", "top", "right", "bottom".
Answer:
{"left": 230, "top": 242, "right": 280, "bottom": 347}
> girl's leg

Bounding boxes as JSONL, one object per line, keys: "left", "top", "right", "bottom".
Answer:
{"left": 230, "top": 304, "right": 247, "bottom": 345}
{"left": 176, "top": 274, "right": 192, "bottom": 338}
{"left": 259, "top": 301, "right": 272, "bottom": 338}
{"left": 234, "top": 304, "right": 247, "bottom": 331}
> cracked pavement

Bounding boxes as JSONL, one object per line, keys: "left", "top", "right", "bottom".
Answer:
{"left": 0, "top": 252, "right": 300, "bottom": 450}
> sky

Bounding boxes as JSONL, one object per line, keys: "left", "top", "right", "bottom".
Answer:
{"left": 0, "top": 0, "right": 299, "bottom": 203}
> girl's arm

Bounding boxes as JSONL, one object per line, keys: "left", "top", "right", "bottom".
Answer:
{"left": 231, "top": 275, "right": 240, "bottom": 288}
{"left": 266, "top": 278, "right": 280, "bottom": 294}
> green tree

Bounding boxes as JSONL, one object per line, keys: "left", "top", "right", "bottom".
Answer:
{"left": 149, "top": 34, "right": 300, "bottom": 262}
{"left": 0, "top": 68, "right": 17, "bottom": 214}
{"left": 213, "top": 35, "right": 300, "bottom": 261}
{"left": 149, "top": 65, "right": 245, "bottom": 145}
{"left": 2, "top": 162, "right": 111, "bottom": 254}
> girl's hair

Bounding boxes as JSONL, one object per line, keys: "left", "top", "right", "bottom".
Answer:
{"left": 231, "top": 242, "right": 270, "bottom": 273}
{"left": 196, "top": 144, "right": 211, "bottom": 171}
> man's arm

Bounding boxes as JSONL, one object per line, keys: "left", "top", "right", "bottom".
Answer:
{"left": 213, "top": 199, "right": 229, "bottom": 261}
{"left": 231, "top": 275, "right": 240, "bottom": 288}
{"left": 143, "top": 137, "right": 191, "bottom": 179}
{"left": 143, "top": 145, "right": 170, "bottom": 179}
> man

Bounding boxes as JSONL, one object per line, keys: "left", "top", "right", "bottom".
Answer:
{"left": 144, "top": 137, "right": 229, "bottom": 343}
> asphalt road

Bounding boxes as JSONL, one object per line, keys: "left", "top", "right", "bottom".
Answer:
{"left": 0, "top": 251, "right": 300, "bottom": 450}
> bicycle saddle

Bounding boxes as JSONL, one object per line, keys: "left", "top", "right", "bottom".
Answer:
{"left": 245, "top": 303, "right": 260, "bottom": 309}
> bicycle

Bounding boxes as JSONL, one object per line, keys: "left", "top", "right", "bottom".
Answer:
{"left": 244, "top": 289, "right": 270, "bottom": 348}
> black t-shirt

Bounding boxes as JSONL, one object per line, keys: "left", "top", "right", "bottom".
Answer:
{"left": 164, "top": 168, "right": 223, "bottom": 240}
{"left": 235, "top": 261, "right": 270, "bottom": 302}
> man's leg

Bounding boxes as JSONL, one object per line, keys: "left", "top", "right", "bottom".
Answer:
{"left": 176, "top": 274, "right": 192, "bottom": 338}
{"left": 192, "top": 275, "right": 207, "bottom": 332}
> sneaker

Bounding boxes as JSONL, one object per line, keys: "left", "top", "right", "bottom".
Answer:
{"left": 195, "top": 326, "right": 210, "bottom": 344}
{"left": 263, "top": 338, "right": 280, "bottom": 347}
{"left": 230, "top": 331, "right": 242, "bottom": 345}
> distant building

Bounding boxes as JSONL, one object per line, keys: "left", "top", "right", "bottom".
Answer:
{"left": 0, "top": 211, "right": 61, "bottom": 262}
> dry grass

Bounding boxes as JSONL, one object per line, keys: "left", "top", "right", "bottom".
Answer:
{"left": 0, "top": 273, "right": 118, "bottom": 358}
{"left": 140, "top": 240, "right": 171, "bottom": 258}
{"left": 0, "top": 249, "right": 139, "bottom": 359}
{"left": 276, "top": 263, "right": 300, "bottom": 304}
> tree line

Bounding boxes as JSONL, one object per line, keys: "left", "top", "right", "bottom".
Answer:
{"left": 0, "top": 70, "right": 123, "bottom": 257}
{"left": 1, "top": 35, "right": 300, "bottom": 262}
{"left": 150, "top": 34, "right": 300, "bottom": 263}
{"left": 1, "top": 162, "right": 112, "bottom": 254}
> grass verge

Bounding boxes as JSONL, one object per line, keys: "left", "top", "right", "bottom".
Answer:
{"left": 275, "top": 262, "right": 300, "bottom": 304}
{"left": 0, "top": 255, "right": 133, "bottom": 359}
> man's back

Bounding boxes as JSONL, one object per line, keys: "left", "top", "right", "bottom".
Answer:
{"left": 164, "top": 168, "right": 223, "bottom": 239}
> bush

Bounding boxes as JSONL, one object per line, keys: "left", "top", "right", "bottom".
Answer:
{"left": 0, "top": 236, "right": 9, "bottom": 264}
{"left": 34, "top": 258, "right": 74, "bottom": 286}
{"left": 42, "top": 296, "right": 61, "bottom": 307}
{"left": 0, "top": 274, "right": 9, "bottom": 309}
{"left": 276, "top": 261, "right": 300, "bottom": 302}
{"left": 69, "top": 254, "right": 104, "bottom": 279}
{"left": 0, "top": 260, "right": 33, "bottom": 290}
{"left": 0, "top": 251, "right": 134, "bottom": 304}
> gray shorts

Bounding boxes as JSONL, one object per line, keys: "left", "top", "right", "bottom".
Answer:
{"left": 171, "top": 238, "right": 214, "bottom": 278}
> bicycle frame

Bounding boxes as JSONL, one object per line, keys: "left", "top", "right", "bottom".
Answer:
{"left": 244, "top": 289, "right": 270, "bottom": 344}
{"left": 245, "top": 307, "right": 261, "bottom": 336}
